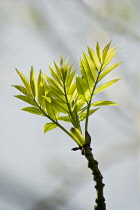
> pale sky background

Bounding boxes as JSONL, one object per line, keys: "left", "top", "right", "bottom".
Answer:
{"left": 0, "top": 0, "right": 140, "bottom": 209}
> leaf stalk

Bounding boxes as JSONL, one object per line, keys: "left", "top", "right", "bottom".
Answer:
{"left": 34, "top": 99, "right": 77, "bottom": 142}
{"left": 85, "top": 66, "right": 102, "bottom": 137}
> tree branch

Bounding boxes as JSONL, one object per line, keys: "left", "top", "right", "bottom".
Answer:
{"left": 81, "top": 144, "right": 106, "bottom": 210}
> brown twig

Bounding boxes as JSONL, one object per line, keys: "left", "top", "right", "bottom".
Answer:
{"left": 81, "top": 144, "right": 106, "bottom": 210}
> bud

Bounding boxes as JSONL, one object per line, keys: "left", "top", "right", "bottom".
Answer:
{"left": 60, "top": 55, "right": 63, "bottom": 68}
{"left": 60, "top": 55, "right": 67, "bottom": 81}
{"left": 70, "top": 127, "right": 85, "bottom": 146}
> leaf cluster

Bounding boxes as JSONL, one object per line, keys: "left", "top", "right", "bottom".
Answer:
{"left": 12, "top": 42, "right": 123, "bottom": 146}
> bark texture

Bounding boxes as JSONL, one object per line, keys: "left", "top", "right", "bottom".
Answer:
{"left": 81, "top": 144, "right": 106, "bottom": 210}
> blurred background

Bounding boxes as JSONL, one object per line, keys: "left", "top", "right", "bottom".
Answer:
{"left": 0, "top": 0, "right": 140, "bottom": 209}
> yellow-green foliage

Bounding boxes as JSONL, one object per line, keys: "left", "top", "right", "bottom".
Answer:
{"left": 12, "top": 41, "right": 123, "bottom": 146}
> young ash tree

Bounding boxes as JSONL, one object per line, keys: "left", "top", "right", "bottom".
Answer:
{"left": 12, "top": 41, "right": 123, "bottom": 210}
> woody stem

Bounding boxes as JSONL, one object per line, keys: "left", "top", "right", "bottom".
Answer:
{"left": 81, "top": 144, "right": 106, "bottom": 210}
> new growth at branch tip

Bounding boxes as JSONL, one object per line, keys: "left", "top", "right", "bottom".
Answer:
{"left": 13, "top": 41, "right": 123, "bottom": 147}
{"left": 12, "top": 41, "right": 122, "bottom": 210}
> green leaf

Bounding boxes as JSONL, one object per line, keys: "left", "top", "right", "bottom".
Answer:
{"left": 14, "top": 95, "right": 38, "bottom": 107}
{"left": 106, "top": 44, "right": 118, "bottom": 60}
{"left": 45, "top": 101, "right": 59, "bottom": 121}
{"left": 102, "top": 41, "right": 112, "bottom": 61}
{"left": 102, "top": 49, "right": 120, "bottom": 70}
{"left": 80, "top": 55, "right": 96, "bottom": 91}
{"left": 74, "top": 98, "right": 85, "bottom": 112}
{"left": 58, "top": 116, "right": 71, "bottom": 122}
{"left": 43, "top": 96, "right": 51, "bottom": 103}
{"left": 80, "top": 108, "right": 99, "bottom": 121}
{"left": 45, "top": 75, "right": 63, "bottom": 93}
{"left": 80, "top": 100, "right": 116, "bottom": 113}
{"left": 79, "top": 105, "right": 88, "bottom": 113}
{"left": 49, "top": 66, "right": 62, "bottom": 87}
{"left": 47, "top": 86, "right": 65, "bottom": 102}
{"left": 60, "top": 55, "right": 63, "bottom": 67}
{"left": 12, "top": 85, "right": 28, "bottom": 96}
{"left": 13, "top": 42, "right": 122, "bottom": 141}
{"left": 51, "top": 99, "right": 69, "bottom": 114}
{"left": 44, "top": 123, "right": 57, "bottom": 133}
{"left": 16, "top": 69, "right": 32, "bottom": 96}
{"left": 94, "top": 79, "right": 121, "bottom": 94}
{"left": 76, "top": 77, "right": 90, "bottom": 102}
{"left": 91, "top": 101, "right": 117, "bottom": 106}
{"left": 37, "top": 70, "right": 46, "bottom": 108}
{"left": 66, "top": 70, "right": 76, "bottom": 91}
{"left": 64, "top": 57, "right": 69, "bottom": 68}
{"left": 70, "top": 128, "right": 85, "bottom": 146}
{"left": 67, "top": 83, "right": 77, "bottom": 103}
{"left": 99, "top": 62, "right": 123, "bottom": 81}
{"left": 53, "top": 61, "right": 62, "bottom": 80}
{"left": 30, "top": 66, "right": 37, "bottom": 98}
{"left": 65, "top": 58, "right": 72, "bottom": 75}
{"left": 59, "top": 56, "right": 67, "bottom": 81}
{"left": 22, "top": 107, "right": 46, "bottom": 116}
{"left": 65, "top": 65, "right": 73, "bottom": 84}
{"left": 96, "top": 42, "right": 102, "bottom": 63}
{"left": 87, "top": 47, "right": 101, "bottom": 70}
